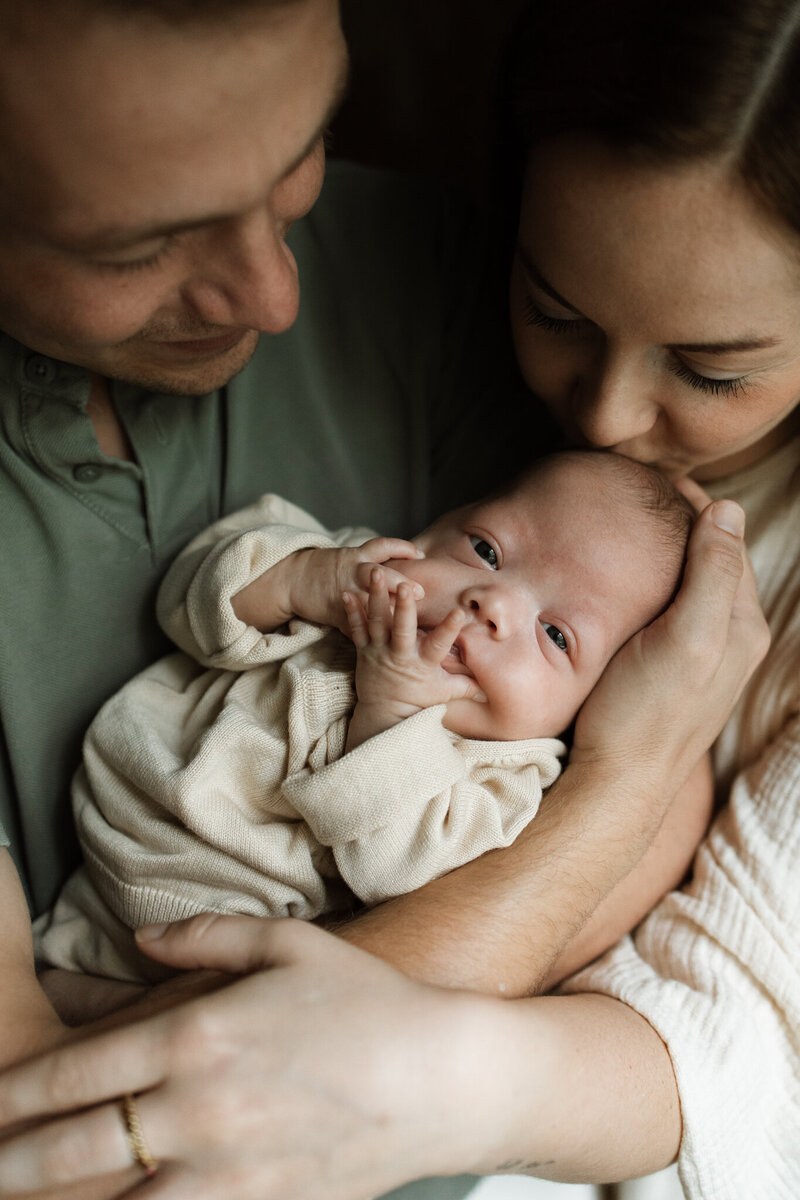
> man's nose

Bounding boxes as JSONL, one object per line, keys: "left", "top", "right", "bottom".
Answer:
{"left": 180, "top": 209, "right": 300, "bottom": 335}
{"left": 460, "top": 586, "right": 516, "bottom": 638}
{"left": 570, "top": 347, "right": 660, "bottom": 448}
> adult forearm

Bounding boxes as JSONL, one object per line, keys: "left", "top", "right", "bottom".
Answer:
{"left": 464, "top": 990, "right": 680, "bottom": 1183}
{"left": 338, "top": 760, "right": 665, "bottom": 995}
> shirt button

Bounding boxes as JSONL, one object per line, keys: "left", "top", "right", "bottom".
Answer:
{"left": 24, "top": 355, "right": 58, "bottom": 385}
{"left": 73, "top": 464, "right": 103, "bottom": 484}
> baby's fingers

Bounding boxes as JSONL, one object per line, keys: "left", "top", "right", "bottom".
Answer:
{"left": 445, "top": 674, "right": 487, "bottom": 704}
{"left": 343, "top": 591, "right": 369, "bottom": 648}
{"left": 390, "top": 582, "right": 419, "bottom": 655}
{"left": 367, "top": 567, "right": 393, "bottom": 644}
{"left": 359, "top": 536, "right": 424, "bottom": 563}
{"left": 354, "top": 561, "right": 424, "bottom": 600}
{"left": 419, "top": 609, "right": 467, "bottom": 666}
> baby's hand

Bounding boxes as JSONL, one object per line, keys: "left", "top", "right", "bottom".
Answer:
{"left": 343, "top": 568, "right": 485, "bottom": 750}
{"left": 291, "top": 538, "right": 424, "bottom": 630}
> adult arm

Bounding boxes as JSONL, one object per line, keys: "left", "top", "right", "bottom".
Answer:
{"left": 0, "top": 849, "right": 65, "bottom": 1070}
{"left": 336, "top": 748, "right": 713, "bottom": 993}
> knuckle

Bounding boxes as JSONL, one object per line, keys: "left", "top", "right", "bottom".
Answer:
{"left": 704, "top": 540, "right": 744, "bottom": 580}
{"left": 44, "top": 1050, "right": 91, "bottom": 1111}
{"left": 168, "top": 1003, "right": 229, "bottom": 1071}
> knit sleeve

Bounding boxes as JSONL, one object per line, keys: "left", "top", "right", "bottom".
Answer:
{"left": 156, "top": 494, "right": 376, "bottom": 670}
{"left": 562, "top": 712, "right": 800, "bottom": 1199}
{"left": 282, "top": 706, "right": 564, "bottom": 905}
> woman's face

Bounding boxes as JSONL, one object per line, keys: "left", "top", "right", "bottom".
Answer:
{"left": 510, "top": 140, "right": 800, "bottom": 480}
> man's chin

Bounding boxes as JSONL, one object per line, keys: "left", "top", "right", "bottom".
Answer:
{"left": 105, "top": 329, "right": 260, "bottom": 395}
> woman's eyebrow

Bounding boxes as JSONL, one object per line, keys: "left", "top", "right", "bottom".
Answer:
{"left": 666, "top": 336, "right": 781, "bottom": 355}
{"left": 518, "top": 245, "right": 782, "bottom": 354}
{"left": 517, "top": 247, "right": 584, "bottom": 315}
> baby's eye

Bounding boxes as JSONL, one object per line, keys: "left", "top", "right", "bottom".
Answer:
{"left": 542, "top": 622, "right": 568, "bottom": 653}
{"left": 469, "top": 536, "right": 498, "bottom": 569}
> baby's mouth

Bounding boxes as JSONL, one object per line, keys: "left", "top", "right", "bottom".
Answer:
{"left": 418, "top": 628, "right": 466, "bottom": 669}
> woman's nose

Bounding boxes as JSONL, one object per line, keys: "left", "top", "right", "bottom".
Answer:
{"left": 571, "top": 348, "right": 660, "bottom": 448}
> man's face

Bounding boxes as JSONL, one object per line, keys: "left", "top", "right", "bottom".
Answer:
{"left": 392, "top": 456, "right": 678, "bottom": 741}
{"left": 0, "top": 0, "right": 347, "bottom": 393}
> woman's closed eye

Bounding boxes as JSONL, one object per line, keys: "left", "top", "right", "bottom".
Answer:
{"left": 523, "top": 295, "right": 589, "bottom": 336}
{"left": 542, "top": 621, "right": 568, "bottom": 652}
{"left": 470, "top": 535, "right": 498, "bottom": 569}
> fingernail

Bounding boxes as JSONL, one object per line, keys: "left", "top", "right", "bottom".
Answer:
{"left": 711, "top": 500, "right": 745, "bottom": 537}
{"left": 415, "top": 548, "right": 425, "bottom": 558}
{"left": 413, "top": 584, "right": 424, "bottom": 598}
{"left": 136, "top": 923, "right": 168, "bottom": 941}
{"left": 474, "top": 691, "right": 487, "bottom": 703}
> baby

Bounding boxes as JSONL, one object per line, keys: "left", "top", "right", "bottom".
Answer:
{"left": 37, "top": 450, "right": 693, "bottom": 983}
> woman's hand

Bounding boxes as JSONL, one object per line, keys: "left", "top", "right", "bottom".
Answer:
{"left": 0, "top": 916, "right": 486, "bottom": 1200}
{"left": 572, "top": 496, "right": 769, "bottom": 797}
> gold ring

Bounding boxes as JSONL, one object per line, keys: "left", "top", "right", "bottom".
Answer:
{"left": 120, "top": 1093, "right": 159, "bottom": 1177}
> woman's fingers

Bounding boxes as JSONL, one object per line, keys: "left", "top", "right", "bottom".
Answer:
{"left": 0, "top": 1102, "right": 142, "bottom": 1193}
{"left": 664, "top": 500, "right": 767, "bottom": 683}
{"left": 573, "top": 498, "right": 768, "bottom": 787}
{"left": 135, "top": 912, "right": 337, "bottom": 974}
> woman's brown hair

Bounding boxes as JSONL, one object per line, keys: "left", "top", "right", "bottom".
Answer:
{"left": 499, "top": 0, "right": 800, "bottom": 236}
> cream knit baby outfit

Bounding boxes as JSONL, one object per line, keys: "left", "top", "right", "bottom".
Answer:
{"left": 37, "top": 496, "right": 563, "bottom": 982}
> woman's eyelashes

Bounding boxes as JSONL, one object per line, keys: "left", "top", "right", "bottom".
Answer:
{"left": 523, "top": 295, "right": 753, "bottom": 397}
{"left": 523, "top": 295, "right": 586, "bottom": 336}
{"left": 541, "top": 621, "right": 569, "bottom": 653}
{"left": 469, "top": 535, "right": 499, "bottom": 569}
{"left": 668, "top": 359, "right": 748, "bottom": 397}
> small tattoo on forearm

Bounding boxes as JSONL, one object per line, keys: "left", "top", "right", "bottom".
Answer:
{"left": 494, "top": 1158, "right": 556, "bottom": 1172}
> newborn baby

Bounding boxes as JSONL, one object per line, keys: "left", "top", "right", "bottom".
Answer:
{"left": 37, "top": 450, "right": 693, "bottom": 982}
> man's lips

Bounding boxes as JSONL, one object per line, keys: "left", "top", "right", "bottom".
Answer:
{"left": 151, "top": 329, "right": 249, "bottom": 356}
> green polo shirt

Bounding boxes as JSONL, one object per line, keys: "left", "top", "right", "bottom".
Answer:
{"left": 0, "top": 161, "right": 540, "bottom": 916}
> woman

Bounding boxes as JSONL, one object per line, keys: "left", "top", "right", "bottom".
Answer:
{"left": 0, "top": 0, "right": 794, "bottom": 1197}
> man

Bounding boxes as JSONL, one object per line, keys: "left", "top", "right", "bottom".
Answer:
{"left": 0, "top": 1, "right": 761, "bottom": 1197}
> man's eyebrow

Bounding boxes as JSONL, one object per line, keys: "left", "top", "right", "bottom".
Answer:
{"left": 518, "top": 245, "right": 782, "bottom": 355}
{"left": 62, "top": 56, "right": 351, "bottom": 254}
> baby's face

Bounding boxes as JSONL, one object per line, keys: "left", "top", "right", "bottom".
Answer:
{"left": 391, "top": 456, "right": 677, "bottom": 740}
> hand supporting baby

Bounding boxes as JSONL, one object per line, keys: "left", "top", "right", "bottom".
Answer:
{"left": 343, "top": 568, "right": 486, "bottom": 750}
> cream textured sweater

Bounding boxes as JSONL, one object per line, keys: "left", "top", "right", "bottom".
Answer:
{"left": 564, "top": 433, "right": 800, "bottom": 1200}
{"left": 37, "top": 497, "right": 563, "bottom": 982}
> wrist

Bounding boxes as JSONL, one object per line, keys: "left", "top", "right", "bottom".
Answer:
{"left": 557, "top": 755, "right": 672, "bottom": 849}
{"left": 288, "top": 548, "right": 343, "bottom": 627}
{"left": 345, "top": 699, "right": 423, "bottom": 751}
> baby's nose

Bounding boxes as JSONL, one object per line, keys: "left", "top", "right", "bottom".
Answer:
{"left": 461, "top": 587, "right": 513, "bottom": 638}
